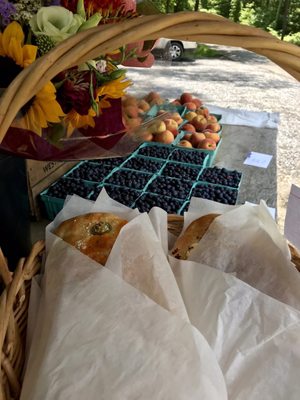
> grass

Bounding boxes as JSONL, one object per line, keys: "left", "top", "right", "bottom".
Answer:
{"left": 193, "top": 44, "right": 223, "bottom": 58}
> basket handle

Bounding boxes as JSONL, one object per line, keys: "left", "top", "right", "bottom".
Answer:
{"left": 0, "top": 11, "right": 299, "bottom": 143}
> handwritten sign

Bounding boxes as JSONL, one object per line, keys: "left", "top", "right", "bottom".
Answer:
{"left": 244, "top": 151, "right": 273, "bottom": 168}
{"left": 284, "top": 184, "right": 300, "bottom": 250}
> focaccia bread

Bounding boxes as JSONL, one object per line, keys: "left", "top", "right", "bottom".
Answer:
{"left": 171, "top": 213, "right": 220, "bottom": 260}
{"left": 54, "top": 212, "right": 128, "bottom": 265}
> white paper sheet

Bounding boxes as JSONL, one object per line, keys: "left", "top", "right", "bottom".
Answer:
{"left": 243, "top": 151, "right": 273, "bottom": 168}
{"left": 205, "top": 104, "right": 280, "bottom": 129}
{"left": 182, "top": 200, "right": 300, "bottom": 310}
{"left": 21, "top": 239, "right": 227, "bottom": 400}
{"left": 284, "top": 184, "right": 300, "bottom": 251}
{"left": 170, "top": 258, "right": 300, "bottom": 400}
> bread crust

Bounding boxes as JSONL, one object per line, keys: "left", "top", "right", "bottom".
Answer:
{"left": 54, "top": 212, "right": 128, "bottom": 265}
{"left": 171, "top": 213, "right": 220, "bottom": 260}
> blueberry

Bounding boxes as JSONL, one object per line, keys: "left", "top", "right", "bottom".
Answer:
{"left": 191, "top": 183, "right": 238, "bottom": 205}
{"left": 147, "top": 176, "right": 193, "bottom": 200}
{"left": 122, "top": 157, "right": 164, "bottom": 173}
{"left": 137, "top": 144, "right": 174, "bottom": 159}
{"left": 169, "top": 148, "right": 208, "bottom": 166}
{"left": 161, "top": 162, "right": 201, "bottom": 180}
{"left": 67, "top": 162, "right": 112, "bottom": 183}
{"left": 90, "top": 184, "right": 141, "bottom": 206}
{"left": 45, "top": 178, "right": 93, "bottom": 200}
{"left": 199, "top": 167, "right": 242, "bottom": 188}
{"left": 106, "top": 169, "right": 152, "bottom": 190}
{"left": 135, "top": 193, "right": 184, "bottom": 214}
{"left": 91, "top": 157, "right": 127, "bottom": 168}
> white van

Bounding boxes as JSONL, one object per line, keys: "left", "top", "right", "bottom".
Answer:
{"left": 153, "top": 38, "right": 198, "bottom": 60}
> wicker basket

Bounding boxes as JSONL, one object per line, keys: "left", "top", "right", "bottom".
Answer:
{"left": 0, "top": 11, "right": 300, "bottom": 143}
{"left": 1, "top": 215, "right": 300, "bottom": 399}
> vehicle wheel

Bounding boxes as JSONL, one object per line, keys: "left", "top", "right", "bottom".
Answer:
{"left": 168, "top": 42, "right": 184, "bottom": 61}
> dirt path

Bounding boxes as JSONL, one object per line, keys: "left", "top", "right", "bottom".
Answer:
{"left": 126, "top": 45, "right": 300, "bottom": 231}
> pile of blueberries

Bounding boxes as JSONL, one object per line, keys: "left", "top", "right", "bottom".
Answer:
{"left": 147, "top": 176, "right": 194, "bottom": 200}
{"left": 67, "top": 162, "right": 113, "bottom": 182}
{"left": 162, "top": 162, "right": 200, "bottom": 180}
{"left": 199, "top": 167, "right": 242, "bottom": 188}
{"left": 137, "top": 145, "right": 174, "bottom": 159}
{"left": 135, "top": 193, "right": 185, "bottom": 214}
{"left": 90, "top": 184, "right": 141, "bottom": 206}
{"left": 169, "top": 149, "right": 208, "bottom": 166}
{"left": 106, "top": 169, "right": 152, "bottom": 190}
{"left": 191, "top": 183, "right": 238, "bottom": 205}
{"left": 91, "top": 157, "right": 127, "bottom": 168}
{"left": 122, "top": 156, "right": 164, "bottom": 173}
{"left": 45, "top": 178, "right": 94, "bottom": 199}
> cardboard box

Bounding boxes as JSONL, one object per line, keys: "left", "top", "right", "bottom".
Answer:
{"left": 26, "top": 160, "right": 77, "bottom": 220}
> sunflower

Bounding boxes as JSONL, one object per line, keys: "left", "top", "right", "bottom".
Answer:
{"left": 64, "top": 107, "right": 97, "bottom": 137}
{"left": 1, "top": 22, "right": 65, "bottom": 135}
{"left": 96, "top": 74, "right": 132, "bottom": 108}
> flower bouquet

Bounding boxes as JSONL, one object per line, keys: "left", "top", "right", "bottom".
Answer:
{"left": 0, "top": 0, "right": 157, "bottom": 160}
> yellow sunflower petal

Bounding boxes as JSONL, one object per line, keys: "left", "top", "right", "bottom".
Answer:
{"left": 0, "top": 33, "right": 5, "bottom": 56}
{"left": 27, "top": 107, "right": 43, "bottom": 136}
{"left": 2, "top": 21, "right": 24, "bottom": 55}
{"left": 31, "top": 102, "right": 49, "bottom": 128}
{"left": 6, "top": 37, "right": 23, "bottom": 66}
{"left": 35, "top": 82, "right": 57, "bottom": 99}
{"left": 22, "top": 45, "right": 38, "bottom": 67}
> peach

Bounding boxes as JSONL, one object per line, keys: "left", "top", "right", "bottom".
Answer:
{"left": 124, "top": 117, "right": 142, "bottom": 130}
{"left": 122, "top": 95, "right": 138, "bottom": 107}
{"left": 191, "top": 98, "right": 202, "bottom": 108}
{"left": 206, "top": 123, "right": 221, "bottom": 132}
{"left": 198, "top": 138, "right": 216, "bottom": 150}
{"left": 143, "top": 133, "right": 153, "bottom": 142}
{"left": 154, "top": 130, "right": 174, "bottom": 144}
{"left": 164, "top": 118, "right": 179, "bottom": 131}
{"left": 149, "top": 120, "right": 166, "bottom": 134}
{"left": 123, "top": 105, "right": 139, "bottom": 118}
{"left": 138, "top": 99, "right": 151, "bottom": 112}
{"left": 144, "top": 91, "right": 160, "bottom": 102}
{"left": 184, "top": 111, "right": 198, "bottom": 122}
{"left": 190, "top": 132, "right": 206, "bottom": 148}
{"left": 183, "top": 102, "right": 197, "bottom": 111}
{"left": 196, "top": 107, "right": 210, "bottom": 118}
{"left": 169, "top": 112, "right": 183, "bottom": 124}
{"left": 207, "top": 115, "right": 218, "bottom": 124}
{"left": 204, "top": 132, "right": 220, "bottom": 143}
{"left": 180, "top": 92, "right": 193, "bottom": 104}
{"left": 171, "top": 99, "right": 181, "bottom": 106}
{"left": 182, "top": 123, "right": 196, "bottom": 133}
{"left": 178, "top": 140, "right": 193, "bottom": 148}
{"left": 183, "top": 133, "right": 192, "bottom": 141}
{"left": 192, "top": 116, "right": 207, "bottom": 132}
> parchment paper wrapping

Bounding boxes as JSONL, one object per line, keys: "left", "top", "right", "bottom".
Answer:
{"left": 21, "top": 192, "right": 300, "bottom": 399}
{"left": 21, "top": 191, "right": 227, "bottom": 399}
{"left": 180, "top": 198, "right": 300, "bottom": 310}
{"left": 170, "top": 258, "right": 300, "bottom": 400}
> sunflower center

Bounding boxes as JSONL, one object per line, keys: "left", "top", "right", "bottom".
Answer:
{"left": 0, "top": 57, "right": 23, "bottom": 88}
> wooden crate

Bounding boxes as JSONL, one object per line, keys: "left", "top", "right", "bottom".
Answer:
{"left": 26, "top": 160, "right": 78, "bottom": 220}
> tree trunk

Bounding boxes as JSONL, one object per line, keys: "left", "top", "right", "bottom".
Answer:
{"left": 281, "top": 0, "right": 291, "bottom": 39}
{"left": 194, "top": 0, "right": 200, "bottom": 12}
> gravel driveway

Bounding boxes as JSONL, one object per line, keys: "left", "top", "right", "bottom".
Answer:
{"left": 126, "top": 45, "right": 300, "bottom": 231}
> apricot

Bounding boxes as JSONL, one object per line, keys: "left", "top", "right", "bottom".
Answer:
{"left": 183, "top": 102, "right": 197, "bottom": 111}
{"left": 178, "top": 140, "right": 193, "bottom": 148}
{"left": 190, "top": 132, "right": 206, "bottom": 148}
{"left": 182, "top": 123, "right": 196, "bottom": 133}
{"left": 153, "top": 130, "right": 174, "bottom": 144}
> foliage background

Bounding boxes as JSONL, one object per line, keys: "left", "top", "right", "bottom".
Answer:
{"left": 149, "top": 0, "right": 300, "bottom": 45}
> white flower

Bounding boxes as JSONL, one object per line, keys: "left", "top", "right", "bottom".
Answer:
{"left": 30, "top": 6, "right": 84, "bottom": 44}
